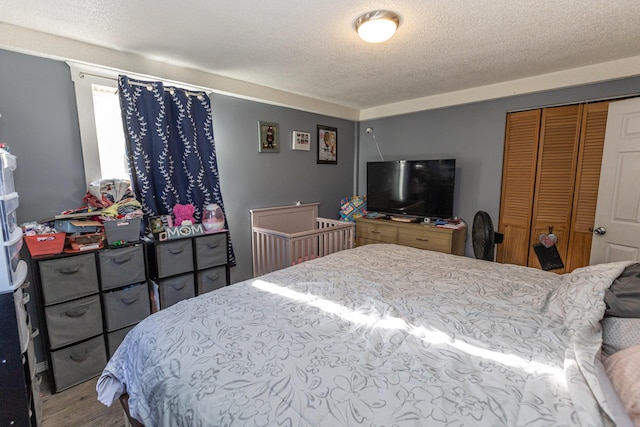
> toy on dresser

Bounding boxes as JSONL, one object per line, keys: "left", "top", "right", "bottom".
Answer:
{"left": 172, "top": 203, "right": 196, "bottom": 226}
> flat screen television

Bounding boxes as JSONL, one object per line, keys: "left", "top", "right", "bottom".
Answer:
{"left": 366, "top": 159, "right": 456, "bottom": 219}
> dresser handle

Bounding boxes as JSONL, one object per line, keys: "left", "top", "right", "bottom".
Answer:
{"left": 207, "top": 243, "right": 220, "bottom": 249}
{"left": 69, "top": 350, "right": 89, "bottom": 363}
{"left": 206, "top": 274, "right": 220, "bottom": 281}
{"left": 120, "top": 296, "right": 139, "bottom": 305}
{"left": 172, "top": 281, "right": 187, "bottom": 291}
{"left": 169, "top": 248, "right": 184, "bottom": 254}
{"left": 416, "top": 238, "right": 429, "bottom": 242}
{"left": 112, "top": 255, "right": 133, "bottom": 264}
{"left": 59, "top": 267, "right": 80, "bottom": 274}
{"left": 370, "top": 230, "right": 380, "bottom": 234}
{"left": 64, "top": 308, "right": 89, "bottom": 318}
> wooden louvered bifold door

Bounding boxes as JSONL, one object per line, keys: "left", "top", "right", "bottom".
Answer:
{"left": 497, "top": 102, "right": 608, "bottom": 273}
{"left": 496, "top": 110, "right": 541, "bottom": 265}
{"left": 564, "top": 101, "right": 610, "bottom": 271}
{"left": 527, "top": 105, "right": 583, "bottom": 273}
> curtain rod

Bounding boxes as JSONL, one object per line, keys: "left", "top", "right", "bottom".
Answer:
{"left": 78, "top": 71, "right": 207, "bottom": 99}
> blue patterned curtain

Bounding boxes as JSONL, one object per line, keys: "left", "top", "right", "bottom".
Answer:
{"left": 118, "top": 75, "right": 235, "bottom": 265}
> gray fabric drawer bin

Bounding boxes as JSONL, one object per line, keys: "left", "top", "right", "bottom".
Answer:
{"left": 107, "top": 324, "right": 135, "bottom": 358}
{"left": 159, "top": 274, "right": 195, "bottom": 308}
{"left": 99, "top": 245, "right": 146, "bottom": 290}
{"left": 197, "top": 266, "right": 227, "bottom": 294}
{"left": 39, "top": 254, "right": 98, "bottom": 305}
{"left": 44, "top": 294, "right": 103, "bottom": 349}
{"left": 156, "top": 239, "right": 193, "bottom": 278}
{"left": 195, "top": 233, "right": 227, "bottom": 270}
{"left": 50, "top": 335, "right": 107, "bottom": 392}
{"left": 103, "top": 282, "right": 150, "bottom": 332}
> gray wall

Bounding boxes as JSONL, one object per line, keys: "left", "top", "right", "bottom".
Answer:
{"left": 0, "top": 48, "right": 356, "bottom": 285}
{"left": 210, "top": 93, "right": 355, "bottom": 282}
{"left": 357, "top": 77, "right": 640, "bottom": 256}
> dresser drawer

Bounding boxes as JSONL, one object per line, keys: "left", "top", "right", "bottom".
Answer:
{"left": 103, "top": 282, "right": 150, "bottom": 331}
{"left": 99, "top": 245, "right": 146, "bottom": 290}
{"left": 194, "top": 233, "right": 227, "bottom": 270}
{"left": 50, "top": 335, "right": 107, "bottom": 391}
{"left": 44, "top": 294, "right": 103, "bottom": 349}
{"left": 356, "top": 222, "right": 397, "bottom": 243}
{"left": 156, "top": 239, "right": 193, "bottom": 278}
{"left": 107, "top": 324, "right": 135, "bottom": 358}
{"left": 159, "top": 274, "right": 195, "bottom": 308}
{"left": 397, "top": 227, "right": 452, "bottom": 252}
{"left": 39, "top": 254, "right": 99, "bottom": 305}
{"left": 196, "top": 266, "right": 227, "bottom": 294}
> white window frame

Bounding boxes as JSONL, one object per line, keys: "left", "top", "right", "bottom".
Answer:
{"left": 68, "top": 62, "right": 119, "bottom": 187}
{"left": 68, "top": 61, "right": 214, "bottom": 187}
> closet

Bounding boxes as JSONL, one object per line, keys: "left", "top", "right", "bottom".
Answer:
{"left": 496, "top": 101, "right": 610, "bottom": 273}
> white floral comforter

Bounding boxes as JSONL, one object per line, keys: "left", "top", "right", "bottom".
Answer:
{"left": 97, "top": 244, "right": 632, "bottom": 426}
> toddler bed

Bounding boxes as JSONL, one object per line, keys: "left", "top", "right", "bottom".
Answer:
{"left": 250, "top": 202, "right": 355, "bottom": 276}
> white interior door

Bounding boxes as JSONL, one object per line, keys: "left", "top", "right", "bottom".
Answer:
{"left": 590, "top": 97, "right": 640, "bottom": 264}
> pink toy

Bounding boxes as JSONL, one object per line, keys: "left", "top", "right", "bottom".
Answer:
{"left": 172, "top": 203, "right": 196, "bottom": 226}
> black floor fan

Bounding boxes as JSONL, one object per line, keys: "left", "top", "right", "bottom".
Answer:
{"left": 472, "top": 211, "right": 504, "bottom": 261}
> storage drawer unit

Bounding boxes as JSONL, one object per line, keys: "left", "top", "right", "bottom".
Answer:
{"left": 156, "top": 239, "right": 193, "bottom": 277}
{"left": 44, "top": 294, "right": 103, "bottom": 349}
{"left": 50, "top": 335, "right": 107, "bottom": 391}
{"left": 32, "top": 242, "right": 151, "bottom": 393}
{"left": 158, "top": 274, "right": 196, "bottom": 308}
{"left": 151, "top": 231, "right": 230, "bottom": 309}
{"left": 195, "top": 233, "right": 227, "bottom": 269}
{"left": 38, "top": 253, "right": 99, "bottom": 305}
{"left": 102, "top": 282, "right": 150, "bottom": 331}
{"left": 355, "top": 217, "right": 465, "bottom": 255}
{"left": 197, "top": 265, "right": 227, "bottom": 294}
{"left": 98, "top": 245, "right": 146, "bottom": 290}
{"left": 106, "top": 324, "right": 135, "bottom": 358}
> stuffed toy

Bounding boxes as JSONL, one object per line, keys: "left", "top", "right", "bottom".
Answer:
{"left": 172, "top": 203, "right": 196, "bottom": 226}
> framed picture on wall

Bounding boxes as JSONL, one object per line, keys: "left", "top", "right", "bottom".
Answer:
{"left": 317, "top": 125, "right": 337, "bottom": 164}
{"left": 292, "top": 130, "right": 311, "bottom": 151}
{"left": 257, "top": 121, "right": 279, "bottom": 153}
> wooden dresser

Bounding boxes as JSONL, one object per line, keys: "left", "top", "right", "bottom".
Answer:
{"left": 355, "top": 217, "right": 466, "bottom": 256}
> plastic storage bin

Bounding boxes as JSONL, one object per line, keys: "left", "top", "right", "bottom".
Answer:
{"left": 0, "top": 149, "right": 16, "bottom": 196}
{"left": 24, "top": 232, "right": 66, "bottom": 257}
{"left": 103, "top": 218, "right": 141, "bottom": 245}
{"left": 0, "top": 192, "right": 18, "bottom": 242}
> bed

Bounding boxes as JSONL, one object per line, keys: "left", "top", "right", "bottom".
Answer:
{"left": 97, "top": 244, "right": 638, "bottom": 426}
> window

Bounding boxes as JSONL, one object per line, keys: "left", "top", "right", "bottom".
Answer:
{"left": 68, "top": 62, "right": 212, "bottom": 187}
{"left": 92, "top": 84, "right": 129, "bottom": 181}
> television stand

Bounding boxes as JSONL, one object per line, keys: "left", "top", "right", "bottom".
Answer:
{"left": 389, "top": 216, "right": 419, "bottom": 223}
{"left": 355, "top": 217, "right": 466, "bottom": 255}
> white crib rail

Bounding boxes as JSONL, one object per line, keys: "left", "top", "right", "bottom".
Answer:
{"left": 252, "top": 218, "right": 354, "bottom": 277}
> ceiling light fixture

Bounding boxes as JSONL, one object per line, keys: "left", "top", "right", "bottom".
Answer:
{"left": 355, "top": 10, "right": 400, "bottom": 43}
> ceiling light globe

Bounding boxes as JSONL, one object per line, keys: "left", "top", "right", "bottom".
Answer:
{"left": 355, "top": 11, "right": 400, "bottom": 43}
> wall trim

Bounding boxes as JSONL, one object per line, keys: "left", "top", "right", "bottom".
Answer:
{"left": 2, "top": 22, "right": 639, "bottom": 122}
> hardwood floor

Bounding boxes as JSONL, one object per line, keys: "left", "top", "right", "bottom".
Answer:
{"left": 41, "top": 374, "right": 125, "bottom": 426}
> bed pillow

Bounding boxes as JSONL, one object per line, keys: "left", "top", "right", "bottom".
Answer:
{"left": 601, "top": 317, "right": 640, "bottom": 355}
{"left": 602, "top": 345, "right": 640, "bottom": 426}
{"left": 605, "top": 263, "right": 640, "bottom": 318}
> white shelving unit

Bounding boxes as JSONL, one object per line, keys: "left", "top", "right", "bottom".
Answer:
{"left": 0, "top": 148, "right": 42, "bottom": 426}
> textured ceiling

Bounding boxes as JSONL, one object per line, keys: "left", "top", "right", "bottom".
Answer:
{"left": 1, "top": 0, "right": 640, "bottom": 111}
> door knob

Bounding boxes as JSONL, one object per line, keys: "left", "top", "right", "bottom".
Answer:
{"left": 593, "top": 227, "right": 607, "bottom": 235}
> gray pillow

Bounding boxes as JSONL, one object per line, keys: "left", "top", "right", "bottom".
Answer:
{"left": 604, "top": 263, "right": 640, "bottom": 318}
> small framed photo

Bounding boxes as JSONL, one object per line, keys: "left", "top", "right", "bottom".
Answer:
{"left": 317, "top": 125, "right": 337, "bottom": 164}
{"left": 257, "top": 121, "right": 279, "bottom": 153}
{"left": 292, "top": 130, "right": 311, "bottom": 151}
{"left": 148, "top": 214, "right": 172, "bottom": 235}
